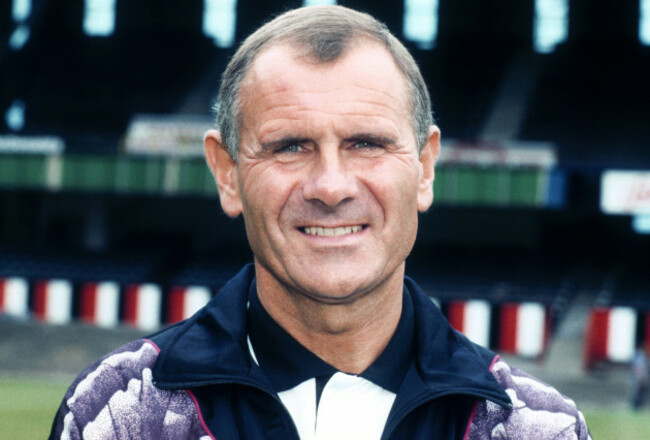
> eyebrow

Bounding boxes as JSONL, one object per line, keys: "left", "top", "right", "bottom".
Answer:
{"left": 346, "top": 133, "right": 397, "bottom": 146}
{"left": 260, "top": 137, "right": 310, "bottom": 152}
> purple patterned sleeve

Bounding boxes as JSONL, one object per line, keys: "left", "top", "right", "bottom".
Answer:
{"left": 466, "top": 359, "right": 592, "bottom": 440}
{"left": 49, "top": 340, "right": 213, "bottom": 440}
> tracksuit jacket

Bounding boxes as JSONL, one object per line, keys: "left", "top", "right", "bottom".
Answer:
{"left": 50, "top": 264, "right": 592, "bottom": 439}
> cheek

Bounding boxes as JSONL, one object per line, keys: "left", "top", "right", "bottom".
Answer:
{"left": 240, "top": 166, "right": 299, "bottom": 228}
{"left": 371, "top": 164, "right": 421, "bottom": 213}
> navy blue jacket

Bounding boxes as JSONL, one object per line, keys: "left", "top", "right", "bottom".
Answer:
{"left": 51, "top": 264, "right": 591, "bottom": 439}
{"left": 148, "top": 264, "right": 511, "bottom": 440}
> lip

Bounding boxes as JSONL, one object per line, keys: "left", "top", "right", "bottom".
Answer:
{"left": 297, "top": 224, "right": 368, "bottom": 240}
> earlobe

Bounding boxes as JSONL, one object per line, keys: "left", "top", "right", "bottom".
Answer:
{"left": 204, "top": 129, "right": 243, "bottom": 218}
{"left": 417, "top": 125, "right": 440, "bottom": 212}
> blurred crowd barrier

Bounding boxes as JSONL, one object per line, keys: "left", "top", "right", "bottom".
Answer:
{"left": 1, "top": 274, "right": 563, "bottom": 361}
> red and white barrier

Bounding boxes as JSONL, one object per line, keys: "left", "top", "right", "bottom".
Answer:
{"left": 80, "top": 282, "right": 120, "bottom": 328}
{"left": 447, "top": 300, "right": 491, "bottom": 348}
{"left": 33, "top": 279, "right": 73, "bottom": 324}
{"left": 607, "top": 307, "right": 637, "bottom": 361}
{"left": 585, "top": 306, "right": 637, "bottom": 368}
{"left": 167, "top": 286, "right": 212, "bottom": 324}
{"left": 0, "top": 277, "right": 29, "bottom": 318}
{"left": 499, "top": 302, "right": 548, "bottom": 358}
{"left": 124, "top": 284, "right": 161, "bottom": 330}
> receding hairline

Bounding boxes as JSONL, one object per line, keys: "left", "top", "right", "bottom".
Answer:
{"left": 238, "top": 5, "right": 390, "bottom": 62}
{"left": 239, "top": 36, "right": 410, "bottom": 94}
{"left": 235, "top": 37, "right": 415, "bottom": 141}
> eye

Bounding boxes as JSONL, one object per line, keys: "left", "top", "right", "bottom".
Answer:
{"left": 352, "top": 140, "right": 381, "bottom": 150}
{"left": 278, "top": 143, "right": 304, "bottom": 154}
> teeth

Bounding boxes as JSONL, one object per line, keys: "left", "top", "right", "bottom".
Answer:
{"left": 303, "top": 225, "right": 363, "bottom": 236}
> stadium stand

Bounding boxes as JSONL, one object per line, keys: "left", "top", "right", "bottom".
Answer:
{"left": 521, "top": 3, "right": 650, "bottom": 168}
{"left": 1, "top": 0, "right": 649, "bottom": 368}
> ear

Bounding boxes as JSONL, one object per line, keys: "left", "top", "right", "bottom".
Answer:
{"left": 416, "top": 125, "right": 440, "bottom": 212}
{"left": 204, "top": 129, "right": 243, "bottom": 218}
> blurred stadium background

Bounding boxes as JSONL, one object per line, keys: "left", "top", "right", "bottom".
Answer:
{"left": 1, "top": 0, "right": 650, "bottom": 432}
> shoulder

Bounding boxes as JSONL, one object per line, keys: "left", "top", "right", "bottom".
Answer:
{"left": 466, "top": 358, "right": 592, "bottom": 440}
{"left": 50, "top": 339, "right": 210, "bottom": 440}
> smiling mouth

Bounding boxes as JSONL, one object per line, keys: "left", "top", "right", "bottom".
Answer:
{"left": 300, "top": 225, "right": 366, "bottom": 237}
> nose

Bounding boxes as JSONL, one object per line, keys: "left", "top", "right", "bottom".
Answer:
{"left": 302, "top": 148, "right": 359, "bottom": 208}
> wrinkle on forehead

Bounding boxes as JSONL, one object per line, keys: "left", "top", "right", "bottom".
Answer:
{"left": 244, "top": 78, "right": 406, "bottom": 117}
{"left": 239, "top": 41, "right": 410, "bottom": 111}
{"left": 256, "top": 113, "right": 404, "bottom": 143}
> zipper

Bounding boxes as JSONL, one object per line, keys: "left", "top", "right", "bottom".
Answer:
{"left": 382, "top": 389, "right": 513, "bottom": 440}
{"left": 154, "top": 378, "right": 302, "bottom": 440}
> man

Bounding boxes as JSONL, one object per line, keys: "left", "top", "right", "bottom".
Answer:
{"left": 50, "top": 5, "right": 591, "bottom": 439}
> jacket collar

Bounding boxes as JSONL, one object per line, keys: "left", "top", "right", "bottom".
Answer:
{"left": 151, "top": 264, "right": 511, "bottom": 408}
{"left": 404, "top": 276, "right": 511, "bottom": 407}
{"left": 247, "top": 280, "right": 414, "bottom": 394}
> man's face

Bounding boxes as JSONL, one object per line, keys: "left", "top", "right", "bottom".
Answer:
{"left": 208, "top": 40, "right": 438, "bottom": 303}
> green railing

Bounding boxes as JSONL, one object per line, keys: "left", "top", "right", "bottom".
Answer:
{"left": 0, "top": 154, "right": 218, "bottom": 196}
{"left": 434, "top": 166, "right": 549, "bottom": 206}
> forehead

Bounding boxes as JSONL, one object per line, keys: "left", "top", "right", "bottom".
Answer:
{"left": 237, "top": 40, "right": 411, "bottom": 131}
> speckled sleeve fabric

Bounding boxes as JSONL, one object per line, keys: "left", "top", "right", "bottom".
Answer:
{"left": 49, "top": 340, "right": 212, "bottom": 440}
{"left": 466, "top": 359, "right": 592, "bottom": 440}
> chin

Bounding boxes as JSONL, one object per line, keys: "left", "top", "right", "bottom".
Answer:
{"left": 308, "top": 283, "right": 367, "bottom": 302}
{"left": 287, "top": 268, "right": 394, "bottom": 305}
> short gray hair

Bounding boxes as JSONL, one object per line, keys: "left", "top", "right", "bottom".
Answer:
{"left": 214, "top": 5, "right": 433, "bottom": 161}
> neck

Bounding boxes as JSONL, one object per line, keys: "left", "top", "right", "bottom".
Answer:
{"left": 255, "top": 263, "right": 404, "bottom": 375}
